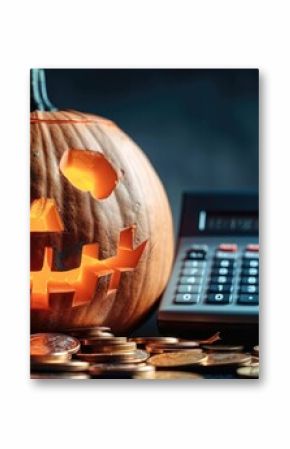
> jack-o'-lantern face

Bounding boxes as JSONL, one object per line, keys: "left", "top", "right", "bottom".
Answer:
{"left": 30, "top": 108, "right": 174, "bottom": 334}
{"left": 30, "top": 148, "right": 147, "bottom": 311}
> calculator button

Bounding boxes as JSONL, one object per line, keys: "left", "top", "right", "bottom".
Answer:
{"left": 240, "top": 285, "right": 259, "bottom": 294}
{"left": 246, "top": 244, "right": 259, "bottom": 252}
{"left": 215, "top": 251, "right": 238, "bottom": 259}
{"left": 218, "top": 243, "right": 238, "bottom": 252}
{"left": 206, "top": 294, "right": 231, "bottom": 305}
{"left": 190, "top": 244, "right": 208, "bottom": 253}
{"left": 176, "top": 285, "right": 202, "bottom": 294}
{"left": 243, "top": 252, "right": 259, "bottom": 259}
{"left": 183, "top": 260, "right": 206, "bottom": 268}
{"left": 179, "top": 276, "right": 202, "bottom": 284}
{"left": 181, "top": 268, "right": 204, "bottom": 276}
{"left": 186, "top": 251, "right": 206, "bottom": 260}
{"left": 242, "top": 259, "right": 259, "bottom": 268}
{"left": 208, "top": 284, "right": 233, "bottom": 293}
{"left": 213, "top": 259, "right": 235, "bottom": 268}
{"left": 174, "top": 294, "right": 200, "bottom": 304}
{"left": 240, "top": 277, "right": 258, "bottom": 285}
{"left": 241, "top": 268, "right": 259, "bottom": 276}
{"left": 211, "top": 267, "right": 234, "bottom": 276}
{"left": 210, "top": 276, "right": 233, "bottom": 284}
{"left": 237, "top": 294, "right": 259, "bottom": 305}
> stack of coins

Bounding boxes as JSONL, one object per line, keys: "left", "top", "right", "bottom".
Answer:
{"left": 72, "top": 327, "right": 153, "bottom": 378}
{"left": 30, "top": 330, "right": 259, "bottom": 379}
{"left": 30, "top": 333, "right": 90, "bottom": 379}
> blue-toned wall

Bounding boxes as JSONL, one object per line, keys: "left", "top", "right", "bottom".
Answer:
{"left": 44, "top": 69, "right": 258, "bottom": 231}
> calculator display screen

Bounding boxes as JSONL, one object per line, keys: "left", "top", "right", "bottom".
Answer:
{"left": 199, "top": 212, "right": 258, "bottom": 234}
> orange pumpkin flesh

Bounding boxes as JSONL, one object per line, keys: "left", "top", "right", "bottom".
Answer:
{"left": 30, "top": 109, "right": 174, "bottom": 334}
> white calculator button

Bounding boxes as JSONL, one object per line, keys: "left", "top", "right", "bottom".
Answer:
{"left": 244, "top": 251, "right": 259, "bottom": 259}
{"left": 183, "top": 260, "right": 206, "bottom": 268}
{"left": 216, "top": 251, "right": 238, "bottom": 259}
{"left": 174, "top": 294, "right": 200, "bottom": 304}
{"left": 176, "top": 285, "right": 202, "bottom": 293}
{"left": 181, "top": 268, "right": 204, "bottom": 276}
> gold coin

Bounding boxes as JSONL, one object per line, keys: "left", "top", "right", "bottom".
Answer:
{"left": 147, "top": 347, "right": 203, "bottom": 355}
{"left": 89, "top": 363, "right": 155, "bottom": 378}
{"left": 31, "top": 353, "right": 71, "bottom": 364}
{"left": 202, "top": 344, "right": 244, "bottom": 353}
{"left": 145, "top": 371, "right": 203, "bottom": 380}
{"left": 77, "top": 349, "right": 149, "bottom": 364}
{"left": 81, "top": 342, "right": 137, "bottom": 354}
{"left": 31, "top": 372, "right": 90, "bottom": 379}
{"left": 80, "top": 336, "right": 127, "bottom": 345}
{"left": 129, "top": 337, "right": 179, "bottom": 345}
{"left": 253, "top": 345, "right": 259, "bottom": 356}
{"left": 236, "top": 366, "right": 259, "bottom": 378}
{"left": 201, "top": 353, "right": 251, "bottom": 367}
{"left": 31, "top": 360, "right": 89, "bottom": 372}
{"left": 63, "top": 326, "right": 112, "bottom": 337}
{"left": 146, "top": 341, "right": 199, "bottom": 353}
{"left": 30, "top": 333, "right": 80, "bottom": 356}
{"left": 148, "top": 351, "right": 207, "bottom": 368}
{"left": 240, "top": 356, "right": 259, "bottom": 367}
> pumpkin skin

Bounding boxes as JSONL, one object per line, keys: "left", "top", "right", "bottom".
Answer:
{"left": 30, "top": 109, "right": 174, "bottom": 334}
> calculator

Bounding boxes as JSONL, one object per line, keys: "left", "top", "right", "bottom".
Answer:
{"left": 158, "top": 192, "right": 259, "bottom": 340}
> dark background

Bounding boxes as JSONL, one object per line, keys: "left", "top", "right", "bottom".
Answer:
{"left": 44, "top": 69, "right": 259, "bottom": 232}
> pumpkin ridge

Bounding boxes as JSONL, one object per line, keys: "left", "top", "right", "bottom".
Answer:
{"left": 93, "top": 120, "right": 152, "bottom": 326}
{"left": 55, "top": 115, "right": 96, "bottom": 242}
{"left": 86, "top": 119, "right": 137, "bottom": 324}
{"left": 124, "top": 152, "right": 160, "bottom": 325}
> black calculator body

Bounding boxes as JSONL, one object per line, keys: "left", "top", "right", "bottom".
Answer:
{"left": 158, "top": 192, "right": 259, "bottom": 342}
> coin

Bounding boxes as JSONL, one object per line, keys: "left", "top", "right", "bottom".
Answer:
{"left": 31, "top": 360, "right": 89, "bottom": 372}
{"left": 252, "top": 345, "right": 259, "bottom": 356}
{"left": 81, "top": 342, "right": 137, "bottom": 354}
{"left": 240, "top": 356, "right": 259, "bottom": 367}
{"left": 146, "top": 341, "right": 200, "bottom": 353}
{"left": 30, "top": 333, "right": 80, "bottom": 355}
{"left": 89, "top": 363, "right": 155, "bottom": 378}
{"left": 147, "top": 347, "right": 203, "bottom": 355}
{"left": 236, "top": 366, "right": 259, "bottom": 378}
{"left": 31, "top": 372, "right": 90, "bottom": 379}
{"left": 80, "top": 336, "right": 127, "bottom": 345}
{"left": 145, "top": 371, "right": 203, "bottom": 380}
{"left": 63, "top": 326, "right": 112, "bottom": 337}
{"left": 31, "top": 353, "right": 71, "bottom": 364}
{"left": 201, "top": 353, "right": 251, "bottom": 367}
{"left": 129, "top": 337, "right": 179, "bottom": 345}
{"left": 148, "top": 351, "right": 207, "bottom": 368}
{"left": 77, "top": 349, "right": 149, "bottom": 364}
{"left": 202, "top": 344, "right": 244, "bottom": 353}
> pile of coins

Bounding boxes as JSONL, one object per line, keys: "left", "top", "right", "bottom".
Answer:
{"left": 30, "top": 328, "right": 259, "bottom": 379}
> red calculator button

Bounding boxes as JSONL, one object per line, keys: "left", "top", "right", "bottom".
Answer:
{"left": 246, "top": 244, "right": 259, "bottom": 252}
{"left": 218, "top": 243, "right": 238, "bottom": 252}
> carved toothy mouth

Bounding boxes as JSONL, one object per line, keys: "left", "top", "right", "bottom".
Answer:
{"left": 30, "top": 199, "right": 147, "bottom": 310}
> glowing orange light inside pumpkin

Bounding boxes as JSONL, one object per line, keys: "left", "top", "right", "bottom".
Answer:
{"left": 30, "top": 198, "right": 64, "bottom": 232}
{"left": 60, "top": 148, "right": 118, "bottom": 200}
{"left": 30, "top": 200, "right": 147, "bottom": 310}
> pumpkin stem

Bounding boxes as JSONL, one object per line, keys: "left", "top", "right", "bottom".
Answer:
{"left": 30, "top": 69, "right": 57, "bottom": 112}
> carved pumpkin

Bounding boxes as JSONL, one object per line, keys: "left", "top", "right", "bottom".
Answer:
{"left": 30, "top": 70, "right": 174, "bottom": 334}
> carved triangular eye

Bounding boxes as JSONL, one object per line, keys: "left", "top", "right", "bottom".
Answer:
{"left": 60, "top": 148, "right": 118, "bottom": 199}
{"left": 30, "top": 198, "right": 64, "bottom": 232}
